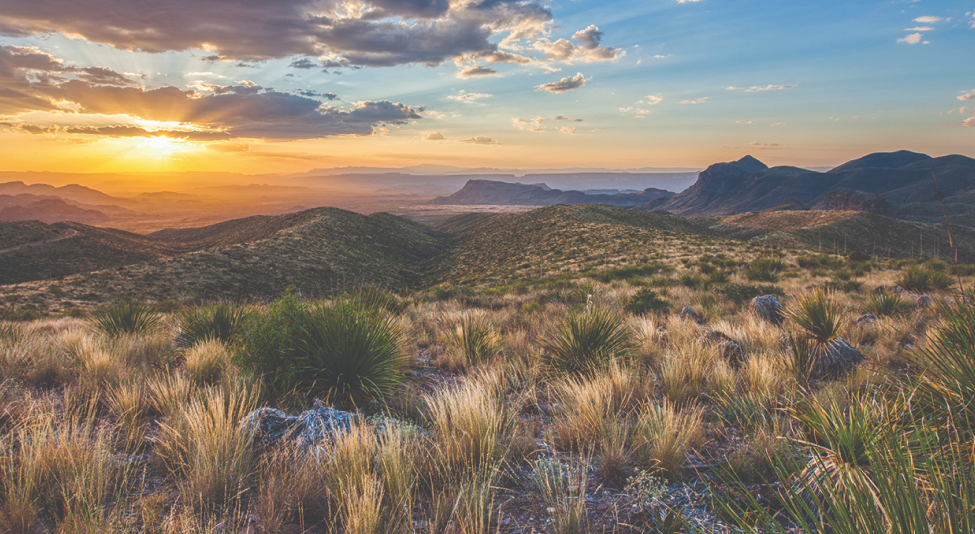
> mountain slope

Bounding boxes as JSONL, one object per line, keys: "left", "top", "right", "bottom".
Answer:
{"left": 432, "top": 179, "right": 673, "bottom": 207}
{"left": 436, "top": 204, "right": 715, "bottom": 286}
{"left": 637, "top": 151, "right": 975, "bottom": 224}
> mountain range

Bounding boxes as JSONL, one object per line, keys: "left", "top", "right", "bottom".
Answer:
{"left": 431, "top": 180, "right": 674, "bottom": 207}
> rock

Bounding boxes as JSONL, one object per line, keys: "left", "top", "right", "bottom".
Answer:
{"left": 240, "top": 399, "right": 359, "bottom": 448}
{"left": 854, "top": 313, "right": 877, "bottom": 327}
{"left": 916, "top": 295, "right": 933, "bottom": 308}
{"left": 810, "top": 338, "right": 864, "bottom": 379}
{"left": 679, "top": 306, "right": 704, "bottom": 324}
{"left": 750, "top": 295, "right": 784, "bottom": 325}
{"left": 698, "top": 330, "right": 746, "bottom": 367}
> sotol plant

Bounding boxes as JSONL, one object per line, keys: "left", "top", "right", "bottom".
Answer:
{"left": 89, "top": 299, "right": 162, "bottom": 337}
{"left": 541, "top": 306, "right": 634, "bottom": 374}
{"left": 786, "top": 289, "right": 862, "bottom": 380}
{"left": 177, "top": 302, "right": 248, "bottom": 348}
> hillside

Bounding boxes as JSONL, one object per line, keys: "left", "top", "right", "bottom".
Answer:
{"left": 0, "top": 208, "right": 453, "bottom": 311}
{"left": 708, "top": 210, "right": 975, "bottom": 261}
{"left": 637, "top": 150, "right": 975, "bottom": 225}
{"left": 432, "top": 179, "right": 673, "bottom": 206}
{"left": 436, "top": 204, "right": 718, "bottom": 286}
{"left": 0, "top": 197, "right": 114, "bottom": 224}
{"left": 0, "top": 220, "right": 64, "bottom": 249}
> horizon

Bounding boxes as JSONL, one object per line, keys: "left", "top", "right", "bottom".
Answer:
{"left": 0, "top": 0, "right": 972, "bottom": 180}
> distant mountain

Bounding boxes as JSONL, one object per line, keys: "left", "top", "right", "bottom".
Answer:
{"left": 0, "top": 181, "right": 129, "bottom": 206}
{"left": 636, "top": 150, "right": 975, "bottom": 225}
{"left": 0, "top": 198, "right": 113, "bottom": 224}
{"left": 431, "top": 179, "right": 674, "bottom": 207}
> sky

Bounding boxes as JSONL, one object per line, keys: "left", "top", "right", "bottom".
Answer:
{"left": 0, "top": 0, "right": 973, "bottom": 175}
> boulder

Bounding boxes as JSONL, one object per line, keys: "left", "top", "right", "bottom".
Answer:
{"left": 680, "top": 306, "right": 704, "bottom": 324}
{"left": 699, "top": 330, "right": 746, "bottom": 367}
{"left": 240, "top": 399, "right": 359, "bottom": 448}
{"left": 750, "top": 295, "right": 784, "bottom": 325}
{"left": 916, "top": 295, "right": 933, "bottom": 308}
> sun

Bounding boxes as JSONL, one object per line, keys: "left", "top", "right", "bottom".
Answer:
{"left": 137, "top": 136, "right": 187, "bottom": 157}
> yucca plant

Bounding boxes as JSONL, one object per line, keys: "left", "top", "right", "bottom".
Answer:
{"left": 88, "top": 299, "right": 162, "bottom": 337}
{"left": 862, "top": 293, "right": 912, "bottom": 318}
{"left": 291, "top": 299, "right": 410, "bottom": 404}
{"left": 786, "top": 289, "right": 862, "bottom": 379}
{"left": 541, "top": 307, "right": 634, "bottom": 374}
{"left": 177, "top": 302, "right": 248, "bottom": 348}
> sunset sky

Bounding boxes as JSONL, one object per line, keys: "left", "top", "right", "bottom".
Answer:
{"left": 1, "top": 0, "right": 973, "bottom": 175}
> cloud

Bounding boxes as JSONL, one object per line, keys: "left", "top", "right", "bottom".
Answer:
{"left": 958, "top": 89, "right": 975, "bottom": 101}
{"left": 289, "top": 57, "right": 318, "bottom": 69}
{"left": 770, "top": 122, "right": 786, "bottom": 126}
{"left": 677, "top": 0, "right": 701, "bottom": 3}
{"left": 425, "top": 131, "right": 446, "bottom": 140}
{"left": 64, "top": 125, "right": 232, "bottom": 140}
{"left": 653, "top": 54, "right": 672, "bottom": 58}
{"left": 745, "top": 84, "right": 796, "bottom": 92}
{"left": 447, "top": 90, "right": 491, "bottom": 103}
{"left": 513, "top": 117, "right": 545, "bottom": 132}
{"left": 641, "top": 94, "right": 663, "bottom": 105}
{"left": 906, "top": 26, "right": 934, "bottom": 31}
{"left": 0, "top": 0, "right": 556, "bottom": 68}
{"left": 459, "top": 136, "right": 502, "bottom": 145}
{"left": 559, "top": 126, "right": 576, "bottom": 134}
{"left": 532, "top": 25, "right": 624, "bottom": 63}
{"left": 620, "top": 107, "right": 651, "bottom": 116}
{"left": 679, "top": 97, "right": 709, "bottom": 104}
{"left": 964, "top": 117, "right": 975, "bottom": 127}
{"left": 0, "top": 46, "right": 423, "bottom": 140}
{"left": 457, "top": 65, "right": 497, "bottom": 78}
{"left": 534, "top": 72, "right": 588, "bottom": 93}
{"left": 749, "top": 142, "right": 779, "bottom": 149}
{"left": 736, "top": 120, "right": 755, "bottom": 124}
{"left": 551, "top": 115, "right": 582, "bottom": 122}
{"left": 913, "top": 16, "right": 942, "bottom": 23}
{"left": 898, "top": 33, "right": 923, "bottom": 44}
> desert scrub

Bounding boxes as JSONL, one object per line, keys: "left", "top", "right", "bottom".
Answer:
{"left": 624, "top": 288, "right": 672, "bottom": 315}
{"left": 439, "top": 311, "right": 500, "bottom": 372}
{"left": 746, "top": 258, "right": 786, "bottom": 282}
{"left": 184, "top": 338, "right": 232, "bottom": 385}
{"left": 786, "top": 289, "right": 863, "bottom": 380}
{"left": 632, "top": 400, "right": 704, "bottom": 480}
{"left": 177, "top": 302, "right": 248, "bottom": 348}
{"left": 529, "top": 455, "right": 589, "bottom": 534}
{"left": 541, "top": 306, "right": 634, "bottom": 374}
{"left": 861, "top": 292, "right": 912, "bottom": 317}
{"left": 898, "top": 265, "right": 952, "bottom": 293}
{"left": 236, "top": 292, "right": 410, "bottom": 403}
{"left": 88, "top": 299, "right": 162, "bottom": 337}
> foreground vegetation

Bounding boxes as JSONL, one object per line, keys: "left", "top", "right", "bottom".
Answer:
{"left": 1, "top": 238, "right": 974, "bottom": 532}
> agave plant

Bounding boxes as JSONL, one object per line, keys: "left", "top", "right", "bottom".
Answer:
{"left": 89, "top": 299, "right": 162, "bottom": 337}
{"left": 786, "top": 289, "right": 862, "bottom": 380}
{"left": 541, "top": 306, "right": 634, "bottom": 374}
{"left": 177, "top": 302, "right": 248, "bottom": 348}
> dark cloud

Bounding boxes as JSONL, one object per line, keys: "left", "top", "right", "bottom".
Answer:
{"left": 294, "top": 89, "right": 338, "bottom": 100}
{"left": 289, "top": 58, "right": 318, "bottom": 69}
{"left": 458, "top": 65, "right": 498, "bottom": 78}
{"left": 425, "top": 131, "right": 445, "bottom": 140}
{"left": 534, "top": 72, "right": 588, "bottom": 93}
{"left": 0, "top": 46, "right": 423, "bottom": 140}
{"left": 0, "top": 0, "right": 553, "bottom": 67}
{"left": 64, "top": 125, "right": 232, "bottom": 140}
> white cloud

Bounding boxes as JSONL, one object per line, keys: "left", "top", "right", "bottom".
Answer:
{"left": 898, "top": 33, "right": 923, "bottom": 44}
{"left": 447, "top": 91, "right": 492, "bottom": 103}
{"left": 736, "top": 120, "right": 755, "bottom": 124}
{"left": 770, "top": 122, "right": 786, "bottom": 127}
{"left": 532, "top": 25, "right": 625, "bottom": 64}
{"left": 677, "top": 0, "right": 701, "bottom": 3}
{"left": 958, "top": 89, "right": 975, "bottom": 101}
{"left": 425, "top": 132, "right": 446, "bottom": 141}
{"left": 513, "top": 117, "right": 546, "bottom": 132}
{"left": 906, "top": 26, "right": 934, "bottom": 31}
{"left": 459, "top": 136, "right": 502, "bottom": 145}
{"left": 963, "top": 116, "right": 975, "bottom": 127}
{"left": 534, "top": 72, "right": 589, "bottom": 93}
{"left": 559, "top": 127, "right": 576, "bottom": 134}
{"left": 745, "top": 84, "right": 797, "bottom": 92}
{"left": 680, "top": 97, "right": 709, "bottom": 104}
{"left": 653, "top": 54, "right": 672, "bottom": 59}
{"left": 913, "top": 16, "right": 943, "bottom": 23}
{"left": 620, "top": 107, "right": 652, "bottom": 116}
{"left": 641, "top": 94, "right": 663, "bottom": 105}
{"left": 457, "top": 65, "right": 497, "bottom": 78}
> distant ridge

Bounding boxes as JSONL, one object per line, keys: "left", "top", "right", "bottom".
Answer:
{"left": 431, "top": 179, "right": 673, "bottom": 207}
{"left": 636, "top": 150, "right": 975, "bottom": 225}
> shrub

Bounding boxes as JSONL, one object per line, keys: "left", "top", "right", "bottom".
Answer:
{"left": 624, "top": 288, "right": 671, "bottom": 316}
{"left": 719, "top": 284, "right": 784, "bottom": 306}
{"left": 898, "top": 266, "right": 952, "bottom": 293}
{"left": 177, "top": 303, "right": 248, "bottom": 348}
{"left": 529, "top": 455, "right": 589, "bottom": 534}
{"left": 786, "top": 289, "right": 862, "bottom": 379}
{"left": 236, "top": 292, "right": 410, "bottom": 403}
{"left": 185, "top": 338, "right": 231, "bottom": 386}
{"left": 541, "top": 307, "right": 634, "bottom": 374}
{"left": 746, "top": 258, "right": 786, "bottom": 282}
{"left": 787, "top": 289, "right": 844, "bottom": 345}
{"left": 89, "top": 299, "right": 162, "bottom": 337}
{"left": 862, "top": 293, "right": 912, "bottom": 317}
{"left": 440, "top": 312, "right": 500, "bottom": 372}
{"left": 632, "top": 400, "right": 704, "bottom": 481}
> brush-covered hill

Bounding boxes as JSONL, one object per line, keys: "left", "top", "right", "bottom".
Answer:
{"left": 0, "top": 220, "right": 64, "bottom": 250}
{"left": 0, "top": 207, "right": 453, "bottom": 309}
{"left": 637, "top": 150, "right": 975, "bottom": 225}
{"left": 436, "top": 204, "right": 718, "bottom": 286}
{"left": 432, "top": 179, "right": 673, "bottom": 207}
{"left": 707, "top": 209, "right": 975, "bottom": 262}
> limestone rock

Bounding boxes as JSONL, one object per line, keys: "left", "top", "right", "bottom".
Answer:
{"left": 854, "top": 313, "right": 877, "bottom": 327}
{"left": 680, "top": 306, "right": 704, "bottom": 324}
{"left": 240, "top": 399, "right": 358, "bottom": 448}
{"left": 699, "top": 330, "right": 746, "bottom": 367}
{"left": 750, "top": 295, "right": 784, "bottom": 325}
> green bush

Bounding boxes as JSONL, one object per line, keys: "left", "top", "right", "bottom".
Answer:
{"left": 624, "top": 288, "right": 672, "bottom": 316}
{"left": 89, "top": 299, "right": 162, "bottom": 337}
{"left": 862, "top": 293, "right": 912, "bottom": 318}
{"left": 898, "top": 266, "right": 953, "bottom": 293}
{"left": 719, "top": 284, "right": 785, "bottom": 306}
{"left": 540, "top": 307, "right": 633, "bottom": 374}
{"left": 178, "top": 303, "right": 248, "bottom": 348}
{"left": 787, "top": 289, "right": 844, "bottom": 345}
{"left": 235, "top": 292, "right": 409, "bottom": 403}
